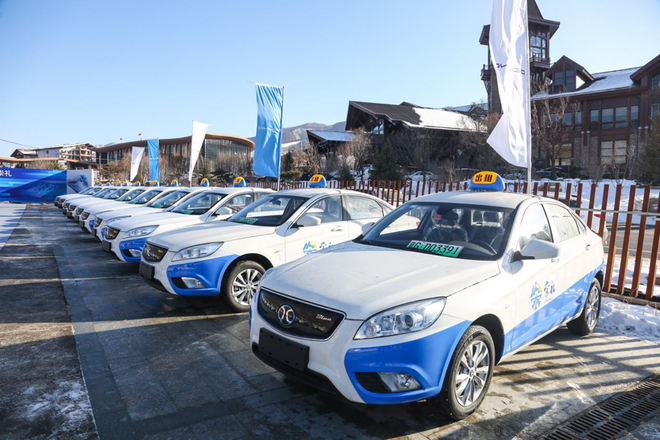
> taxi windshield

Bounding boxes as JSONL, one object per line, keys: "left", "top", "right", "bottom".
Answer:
{"left": 129, "top": 189, "right": 161, "bottom": 205}
{"left": 171, "top": 192, "right": 226, "bottom": 215}
{"left": 93, "top": 188, "right": 114, "bottom": 198}
{"left": 79, "top": 187, "right": 98, "bottom": 195}
{"left": 103, "top": 189, "right": 129, "bottom": 199}
{"left": 228, "top": 194, "right": 307, "bottom": 227}
{"left": 117, "top": 188, "right": 146, "bottom": 202}
{"left": 358, "top": 202, "right": 515, "bottom": 261}
{"left": 148, "top": 190, "right": 189, "bottom": 209}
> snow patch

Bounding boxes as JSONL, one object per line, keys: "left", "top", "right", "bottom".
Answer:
{"left": 598, "top": 297, "right": 660, "bottom": 343}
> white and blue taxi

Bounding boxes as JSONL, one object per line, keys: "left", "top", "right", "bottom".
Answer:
{"left": 249, "top": 172, "right": 605, "bottom": 420}
{"left": 65, "top": 186, "right": 139, "bottom": 220}
{"left": 81, "top": 186, "right": 177, "bottom": 234}
{"left": 55, "top": 186, "right": 103, "bottom": 208}
{"left": 138, "top": 175, "right": 394, "bottom": 312}
{"left": 60, "top": 186, "right": 120, "bottom": 214}
{"left": 103, "top": 184, "right": 273, "bottom": 263}
{"left": 90, "top": 187, "right": 197, "bottom": 240}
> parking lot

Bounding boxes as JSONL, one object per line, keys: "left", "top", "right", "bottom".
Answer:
{"left": 2, "top": 204, "right": 660, "bottom": 439}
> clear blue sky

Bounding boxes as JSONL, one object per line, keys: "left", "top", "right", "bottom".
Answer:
{"left": 0, "top": 0, "right": 658, "bottom": 156}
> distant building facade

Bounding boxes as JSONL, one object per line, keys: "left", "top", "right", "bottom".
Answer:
{"left": 9, "top": 143, "right": 97, "bottom": 169}
{"left": 480, "top": 0, "right": 660, "bottom": 175}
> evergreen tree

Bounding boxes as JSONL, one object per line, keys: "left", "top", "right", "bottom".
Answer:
{"left": 638, "top": 116, "right": 660, "bottom": 185}
{"left": 282, "top": 151, "right": 294, "bottom": 172}
{"left": 370, "top": 141, "right": 401, "bottom": 181}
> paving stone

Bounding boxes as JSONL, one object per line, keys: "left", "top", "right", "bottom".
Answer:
{"left": 189, "top": 414, "right": 250, "bottom": 440}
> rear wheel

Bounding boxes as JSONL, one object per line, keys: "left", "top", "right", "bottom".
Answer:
{"left": 567, "top": 278, "right": 601, "bottom": 336}
{"left": 221, "top": 260, "right": 264, "bottom": 312}
{"left": 435, "top": 325, "right": 495, "bottom": 420}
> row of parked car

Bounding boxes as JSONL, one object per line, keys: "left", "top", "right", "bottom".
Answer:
{"left": 55, "top": 172, "right": 605, "bottom": 420}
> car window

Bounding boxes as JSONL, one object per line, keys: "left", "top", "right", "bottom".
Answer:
{"left": 229, "top": 195, "right": 308, "bottom": 226}
{"left": 545, "top": 204, "right": 580, "bottom": 243}
{"left": 345, "top": 196, "right": 384, "bottom": 220}
{"left": 130, "top": 189, "right": 161, "bottom": 204}
{"left": 304, "top": 196, "right": 343, "bottom": 224}
{"left": 172, "top": 192, "right": 226, "bottom": 215}
{"left": 218, "top": 193, "right": 254, "bottom": 215}
{"left": 517, "top": 204, "right": 553, "bottom": 249}
{"left": 149, "top": 190, "right": 189, "bottom": 208}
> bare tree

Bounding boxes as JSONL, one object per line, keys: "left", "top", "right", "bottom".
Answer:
{"left": 584, "top": 153, "right": 605, "bottom": 186}
{"left": 389, "top": 129, "right": 440, "bottom": 185}
{"left": 337, "top": 129, "right": 372, "bottom": 178}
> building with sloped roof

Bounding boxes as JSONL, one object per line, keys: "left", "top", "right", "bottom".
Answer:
{"left": 480, "top": 0, "right": 660, "bottom": 176}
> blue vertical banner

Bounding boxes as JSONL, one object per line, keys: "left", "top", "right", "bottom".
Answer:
{"left": 253, "top": 84, "right": 284, "bottom": 178}
{"left": 147, "top": 139, "right": 160, "bottom": 183}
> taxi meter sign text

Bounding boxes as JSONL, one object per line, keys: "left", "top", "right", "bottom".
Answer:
{"left": 469, "top": 171, "right": 505, "bottom": 191}
{"left": 472, "top": 171, "right": 497, "bottom": 184}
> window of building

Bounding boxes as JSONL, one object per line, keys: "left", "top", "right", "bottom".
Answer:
{"left": 615, "top": 107, "right": 627, "bottom": 128}
{"left": 630, "top": 105, "right": 640, "bottom": 128}
{"left": 554, "top": 71, "right": 564, "bottom": 93}
{"left": 652, "top": 103, "right": 660, "bottom": 120}
{"left": 575, "top": 111, "right": 582, "bottom": 131}
{"left": 601, "top": 108, "right": 614, "bottom": 129}
{"left": 530, "top": 30, "right": 547, "bottom": 62}
{"left": 601, "top": 140, "right": 628, "bottom": 165}
{"left": 555, "top": 144, "right": 572, "bottom": 166}
{"left": 590, "top": 109, "right": 599, "bottom": 130}
{"left": 565, "top": 69, "right": 576, "bottom": 92}
{"left": 652, "top": 73, "right": 660, "bottom": 91}
{"left": 563, "top": 112, "right": 573, "bottom": 125}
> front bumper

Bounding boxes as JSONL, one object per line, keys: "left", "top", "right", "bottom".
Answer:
{"left": 249, "top": 296, "right": 469, "bottom": 405}
{"left": 140, "top": 253, "right": 239, "bottom": 295}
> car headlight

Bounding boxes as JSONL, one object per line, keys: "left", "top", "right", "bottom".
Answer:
{"left": 172, "top": 242, "right": 223, "bottom": 262}
{"left": 354, "top": 298, "right": 447, "bottom": 340}
{"left": 107, "top": 215, "right": 131, "bottom": 225}
{"left": 125, "top": 225, "right": 158, "bottom": 238}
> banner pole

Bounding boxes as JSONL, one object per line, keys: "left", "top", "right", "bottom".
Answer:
{"left": 525, "top": 7, "right": 532, "bottom": 194}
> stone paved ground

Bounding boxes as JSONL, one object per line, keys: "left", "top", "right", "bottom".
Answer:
{"left": 2, "top": 204, "right": 660, "bottom": 439}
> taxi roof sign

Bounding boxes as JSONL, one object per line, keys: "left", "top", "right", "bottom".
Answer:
{"left": 309, "top": 174, "right": 327, "bottom": 188}
{"left": 468, "top": 171, "right": 505, "bottom": 192}
{"left": 152, "top": 180, "right": 159, "bottom": 187}
{"left": 170, "top": 179, "right": 179, "bottom": 187}
{"left": 233, "top": 176, "right": 246, "bottom": 187}
{"left": 200, "top": 178, "right": 210, "bottom": 187}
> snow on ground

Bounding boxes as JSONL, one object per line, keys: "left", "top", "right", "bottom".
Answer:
{"left": 599, "top": 297, "right": 660, "bottom": 343}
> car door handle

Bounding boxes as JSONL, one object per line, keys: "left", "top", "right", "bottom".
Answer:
{"left": 331, "top": 226, "right": 344, "bottom": 232}
{"left": 551, "top": 257, "right": 559, "bottom": 263}
{"left": 585, "top": 244, "right": 591, "bottom": 251}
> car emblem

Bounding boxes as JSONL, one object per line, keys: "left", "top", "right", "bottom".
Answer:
{"left": 277, "top": 304, "right": 296, "bottom": 327}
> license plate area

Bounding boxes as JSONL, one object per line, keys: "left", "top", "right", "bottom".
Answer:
{"left": 258, "top": 328, "right": 309, "bottom": 372}
{"left": 101, "top": 241, "right": 112, "bottom": 252}
{"left": 139, "top": 262, "right": 154, "bottom": 279}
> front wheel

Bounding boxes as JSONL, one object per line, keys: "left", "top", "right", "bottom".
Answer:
{"left": 221, "top": 260, "right": 264, "bottom": 312}
{"left": 435, "top": 325, "right": 495, "bottom": 420}
{"left": 567, "top": 278, "right": 601, "bottom": 336}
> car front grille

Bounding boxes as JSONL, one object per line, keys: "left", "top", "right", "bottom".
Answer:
{"left": 94, "top": 218, "right": 103, "bottom": 227}
{"left": 143, "top": 242, "right": 168, "bottom": 262}
{"left": 258, "top": 289, "right": 344, "bottom": 340}
{"left": 105, "top": 227, "right": 120, "bottom": 240}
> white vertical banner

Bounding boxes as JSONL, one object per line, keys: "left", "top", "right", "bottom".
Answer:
{"left": 188, "top": 120, "right": 209, "bottom": 184}
{"left": 130, "top": 146, "right": 145, "bottom": 181}
{"left": 487, "top": 0, "right": 531, "bottom": 169}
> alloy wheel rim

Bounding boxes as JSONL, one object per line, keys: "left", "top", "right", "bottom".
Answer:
{"left": 585, "top": 284, "right": 600, "bottom": 328}
{"left": 231, "top": 268, "right": 261, "bottom": 306}
{"left": 454, "top": 340, "right": 490, "bottom": 407}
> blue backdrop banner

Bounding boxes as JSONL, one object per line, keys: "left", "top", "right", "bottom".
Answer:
{"left": 253, "top": 84, "right": 284, "bottom": 178}
{"left": 0, "top": 168, "right": 67, "bottom": 203}
{"left": 147, "top": 139, "right": 160, "bottom": 182}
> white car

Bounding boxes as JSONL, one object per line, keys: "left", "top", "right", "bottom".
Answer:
{"left": 60, "top": 186, "right": 120, "bottom": 213}
{"left": 249, "top": 172, "right": 604, "bottom": 420}
{"left": 102, "top": 187, "right": 273, "bottom": 263}
{"left": 65, "top": 187, "right": 138, "bottom": 220}
{"left": 55, "top": 186, "right": 103, "bottom": 208}
{"left": 81, "top": 187, "right": 178, "bottom": 234}
{"left": 90, "top": 187, "right": 198, "bottom": 240}
{"left": 406, "top": 171, "right": 438, "bottom": 182}
{"left": 138, "top": 188, "right": 393, "bottom": 311}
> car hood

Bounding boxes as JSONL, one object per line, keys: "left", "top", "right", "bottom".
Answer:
{"left": 262, "top": 241, "right": 500, "bottom": 319}
{"left": 89, "top": 203, "right": 148, "bottom": 215}
{"left": 148, "top": 222, "right": 275, "bottom": 251}
{"left": 112, "top": 211, "right": 200, "bottom": 232}
{"left": 75, "top": 200, "right": 124, "bottom": 210}
{"left": 97, "top": 205, "right": 162, "bottom": 220}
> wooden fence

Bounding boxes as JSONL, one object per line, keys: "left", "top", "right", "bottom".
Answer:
{"left": 246, "top": 179, "right": 659, "bottom": 301}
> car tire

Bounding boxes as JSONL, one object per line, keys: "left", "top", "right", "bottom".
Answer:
{"left": 221, "top": 260, "right": 265, "bottom": 313}
{"left": 567, "top": 278, "right": 601, "bottom": 336}
{"left": 435, "top": 325, "right": 495, "bottom": 420}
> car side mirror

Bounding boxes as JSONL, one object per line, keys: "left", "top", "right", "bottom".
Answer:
{"left": 214, "top": 206, "right": 233, "bottom": 216}
{"left": 513, "top": 239, "right": 560, "bottom": 262}
{"left": 296, "top": 214, "right": 322, "bottom": 228}
{"left": 361, "top": 222, "right": 375, "bottom": 235}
